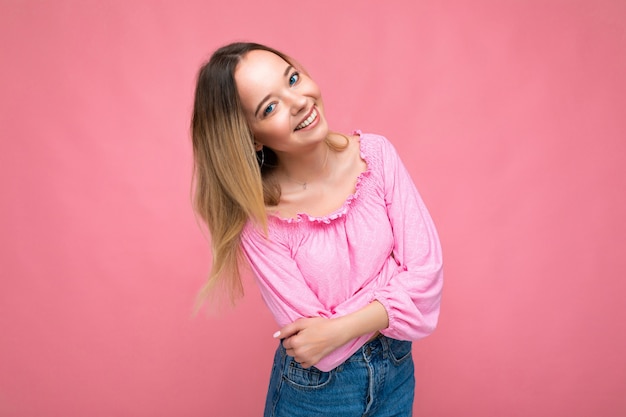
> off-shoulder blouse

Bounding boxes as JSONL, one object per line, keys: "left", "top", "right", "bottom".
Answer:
{"left": 241, "top": 132, "right": 443, "bottom": 371}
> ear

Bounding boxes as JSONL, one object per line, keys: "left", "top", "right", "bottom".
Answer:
{"left": 253, "top": 142, "right": 263, "bottom": 152}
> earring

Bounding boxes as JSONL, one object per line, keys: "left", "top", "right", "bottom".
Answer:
{"left": 256, "top": 147, "right": 265, "bottom": 168}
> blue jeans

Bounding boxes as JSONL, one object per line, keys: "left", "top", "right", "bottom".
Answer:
{"left": 264, "top": 335, "right": 415, "bottom": 417}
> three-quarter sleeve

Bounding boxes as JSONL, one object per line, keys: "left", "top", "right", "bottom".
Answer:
{"left": 240, "top": 225, "right": 376, "bottom": 371}
{"left": 371, "top": 136, "right": 444, "bottom": 341}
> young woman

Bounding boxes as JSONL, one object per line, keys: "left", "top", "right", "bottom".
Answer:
{"left": 191, "top": 42, "right": 443, "bottom": 417}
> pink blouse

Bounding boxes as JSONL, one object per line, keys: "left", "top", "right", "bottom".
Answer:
{"left": 241, "top": 132, "right": 443, "bottom": 371}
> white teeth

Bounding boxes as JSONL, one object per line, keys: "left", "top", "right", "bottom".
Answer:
{"left": 295, "top": 109, "right": 317, "bottom": 130}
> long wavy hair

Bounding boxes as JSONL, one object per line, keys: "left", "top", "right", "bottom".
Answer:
{"left": 191, "top": 42, "right": 345, "bottom": 305}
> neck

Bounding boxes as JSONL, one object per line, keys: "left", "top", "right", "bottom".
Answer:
{"left": 280, "top": 143, "right": 330, "bottom": 190}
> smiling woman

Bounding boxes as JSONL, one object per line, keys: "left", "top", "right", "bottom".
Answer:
{"left": 190, "top": 42, "right": 443, "bottom": 416}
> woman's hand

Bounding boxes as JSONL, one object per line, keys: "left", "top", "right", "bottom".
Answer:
{"left": 274, "top": 301, "right": 389, "bottom": 369}
{"left": 276, "top": 317, "right": 347, "bottom": 369}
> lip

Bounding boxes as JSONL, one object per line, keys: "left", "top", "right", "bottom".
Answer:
{"left": 294, "top": 106, "right": 320, "bottom": 132}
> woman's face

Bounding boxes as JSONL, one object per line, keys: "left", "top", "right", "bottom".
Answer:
{"left": 234, "top": 49, "right": 328, "bottom": 154}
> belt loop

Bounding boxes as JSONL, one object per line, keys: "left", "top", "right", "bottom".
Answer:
{"left": 380, "top": 335, "right": 390, "bottom": 360}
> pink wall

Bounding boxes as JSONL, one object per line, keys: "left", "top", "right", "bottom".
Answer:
{"left": 1, "top": 1, "right": 625, "bottom": 416}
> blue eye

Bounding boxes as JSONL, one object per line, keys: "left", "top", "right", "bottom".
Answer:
{"left": 289, "top": 72, "right": 300, "bottom": 86}
{"left": 264, "top": 103, "right": 276, "bottom": 116}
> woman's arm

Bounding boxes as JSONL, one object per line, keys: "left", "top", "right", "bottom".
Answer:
{"left": 368, "top": 135, "right": 443, "bottom": 341}
{"left": 241, "top": 225, "right": 382, "bottom": 371}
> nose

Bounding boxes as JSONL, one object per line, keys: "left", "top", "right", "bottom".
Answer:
{"left": 286, "top": 90, "right": 307, "bottom": 116}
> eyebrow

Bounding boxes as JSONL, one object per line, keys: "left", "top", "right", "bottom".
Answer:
{"left": 253, "top": 65, "right": 294, "bottom": 117}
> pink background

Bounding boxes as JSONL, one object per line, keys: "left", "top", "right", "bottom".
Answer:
{"left": 1, "top": 1, "right": 625, "bottom": 416}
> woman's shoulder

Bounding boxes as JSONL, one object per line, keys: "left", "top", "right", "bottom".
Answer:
{"left": 347, "top": 131, "right": 396, "bottom": 165}
{"left": 351, "top": 130, "right": 392, "bottom": 150}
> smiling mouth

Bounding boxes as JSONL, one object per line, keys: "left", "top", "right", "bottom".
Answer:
{"left": 295, "top": 108, "right": 318, "bottom": 131}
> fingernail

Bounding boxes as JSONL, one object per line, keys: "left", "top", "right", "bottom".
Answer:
{"left": 272, "top": 331, "right": 280, "bottom": 338}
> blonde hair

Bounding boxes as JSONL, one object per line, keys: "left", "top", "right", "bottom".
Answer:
{"left": 191, "top": 42, "right": 346, "bottom": 306}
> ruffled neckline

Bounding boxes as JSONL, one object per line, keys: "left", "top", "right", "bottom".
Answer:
{"left": 268, "top": 130, "right": 371, "bottom": 225}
